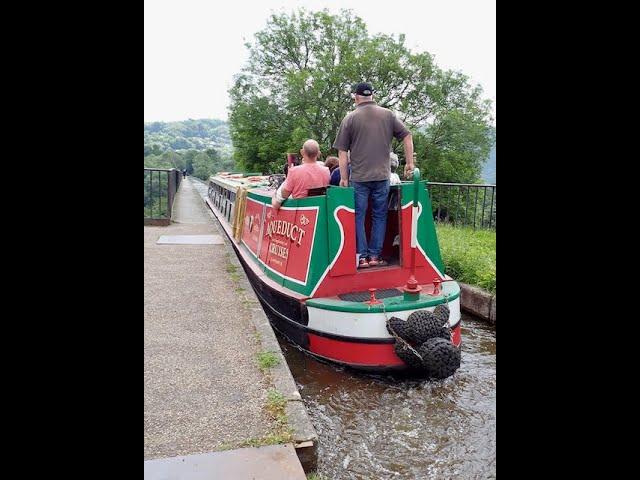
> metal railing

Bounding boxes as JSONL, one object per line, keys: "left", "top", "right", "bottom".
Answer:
{"left": 144, "top": 168, "right": 182, "bottom": 225}
{"left": 427, "top": 182, "right": 496, "bottom": 229}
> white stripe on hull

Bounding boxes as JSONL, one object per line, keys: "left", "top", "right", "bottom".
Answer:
{"left": 307, "top": 296, "right": 461, "bottom": 339}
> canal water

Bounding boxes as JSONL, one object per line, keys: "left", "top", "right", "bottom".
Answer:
{"left": 277, "top": 313, "right": 496, "bottom": 479}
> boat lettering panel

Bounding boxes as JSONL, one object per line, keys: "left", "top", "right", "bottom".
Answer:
{"left": 241, "top": 198, "right": 264, "bottom": 256}
{"left": 285, "top": 208, "right": 318, "bottom": 284}
{"left": 261, "top": 205, "right": 318, "bottom": 285}
{"left": 262, "top": 206, "right": 294, "bottom": 280}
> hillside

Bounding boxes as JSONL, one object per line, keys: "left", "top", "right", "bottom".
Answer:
{"left": 482, "top": 144, "right": 496, "bottom": 184}
{"left": 144, "top": 119, "right": 232, "bottom": 155}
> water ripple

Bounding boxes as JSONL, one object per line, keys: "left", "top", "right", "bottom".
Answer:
{"left": 279, "top": 313, "right": 496, "bottom": 479}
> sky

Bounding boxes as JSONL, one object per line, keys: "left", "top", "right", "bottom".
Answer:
{"left": 144, "top": 0, "right": 496, "bottom": 123}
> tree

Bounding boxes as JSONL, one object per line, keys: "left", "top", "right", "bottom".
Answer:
{"left": 144, "top": 120, "right": 232, "bottom": 157}
{"left": 182, "top": 149, "right": 199, "bottom": 174}
{"left": 192, "top": 152, "right": 214, "bottom": 180}
{"left": 160, "top": 150, "right": 185, "bottom": 170}
{"left": 144, "top": 143, "right": 163, "bottom": 157}
{"left": 228, "top": 86, "right": 293, "bottom": 173}
{"left": 170, "top": 137, "right": 190, "bottom": 150}
{"left": 228, "top": 8, "right": 494, "bottom": 180}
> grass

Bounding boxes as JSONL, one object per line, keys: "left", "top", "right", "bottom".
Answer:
{"left": 265, "top": 389, "right": 292, "bottom": 442}
{"left": 306, "top": 474, "right": 330, "bottom": 480}
{"left": 256, "top": 351, "right": 281, "bottom": 371}
{"left": 266, "top": 388, "right": 287, "bottom": 413}
{"left": 436, "top": 224, "right": 496, "bottom": 294}
{"left": 237, "top": 388, "right": 293, "bottom": 448}
{"left": 238, "top": 431, "right": 292, "bottom": 448}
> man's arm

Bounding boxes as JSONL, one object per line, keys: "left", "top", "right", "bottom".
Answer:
{"left": 403, "top": 134, "right": 414, "bottom": 178}
{"left": 272, "top": 184, "right": 291, "bottom": 210}
{"left": 338, "top": 150, "right": 349, "bottom": 187}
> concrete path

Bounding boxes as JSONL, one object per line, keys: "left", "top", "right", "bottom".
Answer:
{"left": 144, "top": 444, "right": 306, "bottom": 480}
{"left": 144, "top": 177, "right": 274, "bottom": 460}
{"left": 171, "top": 176, "right": 211, "bottom": 224}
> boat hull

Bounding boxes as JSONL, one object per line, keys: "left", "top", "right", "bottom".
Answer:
{"left": 225, "top": 223, "right": 461, "bottom": 372}
{"left": 204, "top": 177, "right": 462, "bottom": 372}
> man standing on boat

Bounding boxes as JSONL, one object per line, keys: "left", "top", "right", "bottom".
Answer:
{"left": 333, "top": 82, "right": 415, "bottom": 268}
{"left": 272, "top": 139, "right": 330, "bottom": 210}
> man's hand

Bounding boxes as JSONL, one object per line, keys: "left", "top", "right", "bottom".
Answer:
{"left": 340, "top": 178, "right": 349, "bottom": 187}
{"left": 402, "top": 134, "right": 414, "bottom": 179}
{"left": 404, "top": 163, "right": 415, "bottom": 179}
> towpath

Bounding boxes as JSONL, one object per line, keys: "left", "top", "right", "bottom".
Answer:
{"left": 144, "top": 177, "right": 306, "bottom": 478}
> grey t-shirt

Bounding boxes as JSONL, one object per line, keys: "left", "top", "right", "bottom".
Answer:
{"left": 332, "top": 101, "right": 410, "bottom": 182}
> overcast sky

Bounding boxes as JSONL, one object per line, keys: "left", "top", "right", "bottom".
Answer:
{"left": 144, "top": 0, "right": 496, "bottom": 123}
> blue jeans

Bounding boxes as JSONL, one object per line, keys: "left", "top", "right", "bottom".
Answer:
{"left": 353, "top": 180, "right": 390, "bottom": 258}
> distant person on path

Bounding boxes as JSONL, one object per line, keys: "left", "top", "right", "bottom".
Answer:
{"left": 272, "top": 139, "right": 330, "bottom": 210}
{"left": 182, "top": 169, "right": 187, "bottom": 179}
{"left": 333, "top": 82, "right": 414, "bottom": 268}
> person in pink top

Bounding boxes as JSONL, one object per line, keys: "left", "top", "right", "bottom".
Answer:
{"left": 272, "top": 139, "right": 330, "bottom": 210}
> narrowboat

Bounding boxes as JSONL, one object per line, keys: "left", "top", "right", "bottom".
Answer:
{"left": 205, "top": 168, "right": 461, "bottom": 376}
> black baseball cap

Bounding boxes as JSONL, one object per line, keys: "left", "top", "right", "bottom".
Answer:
{"left": 354, "top": 82, "right": 374, "bottom": 96}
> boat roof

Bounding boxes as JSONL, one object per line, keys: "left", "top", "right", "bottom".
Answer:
{"left": 209, "top": 173, "right": 271, "bottom": 191}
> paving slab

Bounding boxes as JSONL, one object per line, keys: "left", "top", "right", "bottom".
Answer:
{"left": 156, "top": 235, "right": 224, "bottom": 245}
{"left": 144, "top": 444, "right": 306, "bottom": 480}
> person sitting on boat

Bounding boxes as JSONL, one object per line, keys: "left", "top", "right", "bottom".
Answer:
{"left": 324, "top": 156, "right": 339, "bottom": 174}
{"left": 389, "top": 152, "right": 401, "bottom": 186}
{"left": 272, "top": 139, "right": 330, "bottom": 211}
{"left": 333, "top": 82, "right": 415, "bottom": 268}
{"left": 329, "top": 152, "right": 351, "bottom": 186}
{"left": 331, "top": 151, "right": 396, "bottom": 187}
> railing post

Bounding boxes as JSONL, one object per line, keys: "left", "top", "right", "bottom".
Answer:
{"left": 167, "top": 169, "right": 177, "bottom": 220}
{"left": 145, "top": 167, "right": 179, "bottom": 225}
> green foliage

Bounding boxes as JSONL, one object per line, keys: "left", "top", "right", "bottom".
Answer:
{"left": 160, "top": 150, "right": 186, "bottom": 170}
{"left": 238, "top": 431, "right": 292, "bottom": 448}
{"left": 228, "top": 8, "right": 494, "bottom": 178}
{"left": 436, "top": 224, "right": 496, "bottom": 293}
{"left": 144, "top": 119, "right": 231, "bottom": 154}
{"left": 266, "top": 389, "right": 287, "bottom": 414}
{"left": 145, "top": 148, "right": 234, "bottom": 181}
{"left": 256, "top": 351, "right": 281, "bottom": 371}
{"left": 192, "top": 151, "right": 214, "bottom": 180}
{"left": 482, "top": 143, "right": 496, "bottom": 183}
{"left": 144, "top": 119, "right": 236, "bottom": 177}
{"left": 228, "top": 92, "right": 292, "bottom": 173}
{"left": 143, "top": 170, "right": 170, "bottom": 218}
{"left": 236, "top": 389, "right": 293, "bottom": 448}
{"left": 307, "top": 474, "right": 330, "bottom": 480}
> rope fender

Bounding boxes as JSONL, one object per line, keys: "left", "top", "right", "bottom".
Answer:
{"left": 385, "top": 303, "right": 461, "bottom": 379}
